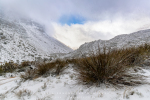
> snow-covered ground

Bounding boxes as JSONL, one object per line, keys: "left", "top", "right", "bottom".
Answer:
{"left": 0, "top": 17, "right": 72, "bottom": 63}
{"left": 1, "top": 65, "right": 150, "bottom": 100}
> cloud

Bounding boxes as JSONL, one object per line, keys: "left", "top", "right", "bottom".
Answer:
{"left": 53, "top": 16, "right": 150, "bottom": 49}
{"left": 0, "top": 0, "right": 150, "bottom": 49}
{"left": 1, "top": 0, "right": 150, "bottom": 21}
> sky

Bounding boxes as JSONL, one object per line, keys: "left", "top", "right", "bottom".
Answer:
{"left": 0, "top": 0, "right": 150, "bottom": 49}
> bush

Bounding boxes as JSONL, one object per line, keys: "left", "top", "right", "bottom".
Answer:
{"left": 36, "top": 63, "right": 54, "bottom": 76}
{"left": 21, "top": 61, "right": 30, "bottom": 67}
{"left": 54, "top": 59, "right": 68, "bottom": 75}
{"left": 66, "top": 59, "right": 77, "bottom": 64}
{"left": 1, "top": 61, "right": 19, "bottom": 72}
{"left": 20, "top": 70, "right": 36, "bottom": 81}
{"left": 15, "top": 89, "right": 31, "bottom": 99}
{"left": 20, "top": 59, "right": 68, "bottom": 80}
{"left": 74, "top": 46, "right": 146, "bottom": 87}
{"left": 36, "top": 59, "right": 68, "bottom": 76}
{"left": 0, "top": 67, "right": 3, "bottom": 74}
{"left": 19, "top": 43, "right": 150, "bottom": 86}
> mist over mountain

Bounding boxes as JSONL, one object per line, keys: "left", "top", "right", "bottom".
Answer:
{"left": 64, "top": 29, "right": 150, "bottom": 58}
{"left": 0, "top": 11, "right": 72, "bottom": 62}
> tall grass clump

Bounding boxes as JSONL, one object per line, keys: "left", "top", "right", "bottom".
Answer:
{"left": 21, "top": 59, "right": 69, "bottom": 80}
{"left": 0, "top": 61, "right": 19, "bottom": 73}
{"left": 36, "top": 59, "right": 68, "bottom": 76}
{"left": 21, "top": 61, "right": 30, "bottom": 67}
{"left": 54, "top": 59, "right": 68, "bottom": 75}
{"left": 15, "top": 89, "right": 32, "bottom": 99}
{"left": 20, "top": 70, "right": 36, "bottom": 81}
{"left": 75, "top": 44, "right": 150, "bottom": 87}
{"left": 36, "top": 62, "right": 55, "bottom": 76}
{"left": 0, "top": 67, "right": 3, "bottom": 74}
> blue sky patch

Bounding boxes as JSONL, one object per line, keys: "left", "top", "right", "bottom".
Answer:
{"left": 59, "top": 15, "right": 86, "bottom": 25}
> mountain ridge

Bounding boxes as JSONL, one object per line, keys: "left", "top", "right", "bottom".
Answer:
{"left": 0, "top": 16, "right": 72, "bottom": 62}
{"left": 63, "top": 29, "right": 150, "bottom": 58}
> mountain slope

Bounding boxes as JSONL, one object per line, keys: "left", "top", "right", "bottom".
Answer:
{"left": 65, "top": 29, "right": 150, "bottom": 58}
{"left": 0, "top": 17, "right": 72, "bottom": 62}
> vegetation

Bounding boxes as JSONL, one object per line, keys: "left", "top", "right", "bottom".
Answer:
{"left": 20, "top": 70, "right": 36, "bottom": 81}
{"left": 0, "top": 61, "right": 18, "bottom": 73}
{"left": 36, "top": 59, "right": 68, "bottom": 76}
{"left": 21, "top": 61, "right": 30, "bottom": 67}
{"left": 21, "top": 59, "right": 68, "bottom": 81}
{"left": 1, "top": 43, "right": 150, "bottom": 87}
{"left": 15, "top": 89, "right": 32, "bottom": 99}
{"left": 74, "top": 44, "right": 150, "bottom": 87}
{"left": 0, "top": 67, "right": 3, "bottom": 74}
{"left": 0, "top": 60, "right": 31, "bottom": 74}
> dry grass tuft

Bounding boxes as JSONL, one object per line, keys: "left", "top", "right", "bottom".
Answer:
{"left": 20, "top": 59, "right": 68, "bottom": 80}
{"left": 19, "top": 43, "right": 150, "bottom": 87}
{"left": 20, "top": 70, "right": 36, "bottom": 81}
{"left": 36, "top": 59, "right": 68, "bottom": 76}
{"left": 54, "top": 59, "right": 68, "bottom": 75}
{"left": 15, "top": 89, "right": 32, "bottom": 99}
{"left": 0, "top": 61, "right": 19, "bottom": 73}
{"left": 21, "top": 61, "right": 30, "bottom": 67}
{"left": 36, "top": 63, "right": 53, "bottom": 76}
{"left": 0, "top": 67, "right": 3, "bottom": 74}
{"left": 74, "top": 44, "right": 149, "bottom": 87}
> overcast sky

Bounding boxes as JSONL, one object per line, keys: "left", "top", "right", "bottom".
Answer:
{"left": 0, "top": 0, "right": 150, "bottom": 49}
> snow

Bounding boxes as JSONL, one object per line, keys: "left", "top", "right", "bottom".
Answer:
{"left": 0, "top": 17, "right": 72, "bottom": 63}
{"left": 1, "top": 10, "right": 150, "bottom": 100}
{"left": 1, "top": 65, "right": 150, "bottom": 100}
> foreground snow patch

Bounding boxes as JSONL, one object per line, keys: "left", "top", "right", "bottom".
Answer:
{"left": 1, "top": 66, "right": 150, "bottom": 100}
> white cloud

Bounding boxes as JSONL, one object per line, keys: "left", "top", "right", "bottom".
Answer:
{"left": 53, "top": 16, "right": 150, "bottom": 49}
{"left": 0, "top": 0, "right": 150, "bottom": 49}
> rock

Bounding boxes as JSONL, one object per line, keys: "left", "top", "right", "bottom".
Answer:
{"left": 143, "top": 59, "right": 150, "bottom": 66}
{"left": 0, "top": 32, "right": 3, "bottom": 35}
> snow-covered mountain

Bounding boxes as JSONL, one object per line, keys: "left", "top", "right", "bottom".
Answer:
{"left": 65, "top": 29, "right": 150, "bottom": 58}
{"left": 0, "top": 16, "right": 72, "bottom": 62}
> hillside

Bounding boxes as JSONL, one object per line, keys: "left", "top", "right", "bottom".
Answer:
{"left": 64, "top": 29, "right": 150, "bottom": 58}
{"left": 0, "top": 26, "right": 150, "bottom": 100}
{"left": 0, "top": 17, "right": 72, "bottom": 63}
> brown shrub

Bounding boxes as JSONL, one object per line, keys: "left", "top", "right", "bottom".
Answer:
{"left": 20, "top": 70, "right": 36, "bottom": 81}
{"left": 36, "top": 63, "right": 55, "bottom": 76}
{"left": 54, "top": 59, "right": 68, "bottom": 75}
{"left": 74, "top": 45, "right": 147, "bottom": 87}
{"left": 15, "top": 89, "right": 32, "bottom": 99}
{"left": 1, "top": 61, "right": 19, "bottom": 72}
{"left": 0, "top": 67, "right": 3, "bottom": 74}
{"left": 24, "top": 59, "right": 69, "bottom": 78}
{"left": 21, "top": 61, "right": 30, "bottom": 67}
{"left": 19, "top": 43, "right": 150, "bottom": 84}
